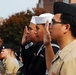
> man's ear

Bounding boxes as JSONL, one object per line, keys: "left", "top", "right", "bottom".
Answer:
{"left": 63, "top": 24, "right": 70, "bottom": 34}
{"left": 66, "top": 24, "right": 70, "bottom": 30}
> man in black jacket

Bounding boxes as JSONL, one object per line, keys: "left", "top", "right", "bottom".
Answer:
{"left": 34, "top": 13, "right": 59, "bottom": 75}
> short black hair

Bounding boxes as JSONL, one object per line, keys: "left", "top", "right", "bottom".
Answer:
{"left": 60, "top": 13, "right": 76, "bottom": 37}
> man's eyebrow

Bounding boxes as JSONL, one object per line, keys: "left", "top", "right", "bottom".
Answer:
{"left": 36, "top": 26, "right": 39, "bottom": 29}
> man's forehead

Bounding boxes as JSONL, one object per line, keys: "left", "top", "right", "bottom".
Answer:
{"left": 1, "top": 49, "right": 9, "bottom": 51}
{"left": 29, "top": 23, "right": 36, "bottom": 27}
{"left": 36, "top": 24, "right": 43, "bottom": 27}
{"left": 29, "top": 25, "right": 36, "bottom": 29}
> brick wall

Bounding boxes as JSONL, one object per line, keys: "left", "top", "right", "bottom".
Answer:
{"left": 37, "top": 0, "right": 76, "bottom": 13}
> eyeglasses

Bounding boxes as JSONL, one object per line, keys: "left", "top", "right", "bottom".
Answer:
{"left": 51, "top": 19, "right": 65, "bottom": 25}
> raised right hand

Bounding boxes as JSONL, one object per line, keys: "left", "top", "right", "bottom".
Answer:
{"left": 21, "top": 26, "right": 30, "bottom": 45}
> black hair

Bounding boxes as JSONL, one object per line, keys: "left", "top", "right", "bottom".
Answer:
{"left": 60, "top": 13, "right": 76, "bottom": 37}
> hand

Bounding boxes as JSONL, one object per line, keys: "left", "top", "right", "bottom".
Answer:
{"left": 44, "top": 21, "right": 51, "bottom": 46}
{"left": 21, "top": 26, "right": 30, "bottom": 45}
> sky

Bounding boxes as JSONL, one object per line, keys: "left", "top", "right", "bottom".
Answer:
{"left": 0, "top": 0, "right": 38, "bottom": 19}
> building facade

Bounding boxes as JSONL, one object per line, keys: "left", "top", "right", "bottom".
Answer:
{"left": 37, "top": 0, "right": 76, "bottom": 13}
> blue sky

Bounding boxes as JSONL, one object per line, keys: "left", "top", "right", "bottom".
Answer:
{"left": 0, "top": 0, "right": 38, "bottom": 19}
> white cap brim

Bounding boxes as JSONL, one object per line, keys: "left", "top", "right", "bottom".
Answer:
{"left": 30, "top": 16, "right": 36, "bottom": 24}
{"left": 35, "top": 13, "right": 54, "bottom": 24}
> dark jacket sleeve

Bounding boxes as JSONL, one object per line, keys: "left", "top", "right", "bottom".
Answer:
{"left": 20, "top": 42, "right": 34, "bottom": 74}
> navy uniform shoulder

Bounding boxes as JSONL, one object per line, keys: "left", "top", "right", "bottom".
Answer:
{"left": 24, "top": 42, "right": 33, "bottom": 49}
{"left": 51, "top": 40, "right": 60, "bottom": 54}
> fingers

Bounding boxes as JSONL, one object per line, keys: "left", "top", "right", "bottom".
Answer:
{"left": 24, "top": 26, "right": 28, "bottom": 34}
{"left": 43, "top": 21, "right": 51, "bottom": 46}
{"left": 25, "top": 26, "right": 28, "bottom": 32}
{"left": 21, "top": 26, "right": 29, "bottom": 44}
{"left": 45, "top": 21, "right": 49, "bottom": 30}
{"left": 45, "top": 21, "right": 50, "bottom": 34}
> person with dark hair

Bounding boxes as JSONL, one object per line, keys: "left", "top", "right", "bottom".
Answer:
{"left": 44, "top": 2, "right": 76, "bottom": 75}
{"left": 17, "top": 16, "right": 39, "bottom": 75}
{"left": 0, "top": 44, "right": 19, "bottom": 75}
{"left": 34, "top": 13, "right": 59, "bottom": 75}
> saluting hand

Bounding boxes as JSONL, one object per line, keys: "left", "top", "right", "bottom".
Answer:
{"left": 44, "top": 21, "right": 52, "bottom": 46}
{"left": 21, "top": 26, "right": 30, "bottom": 45}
